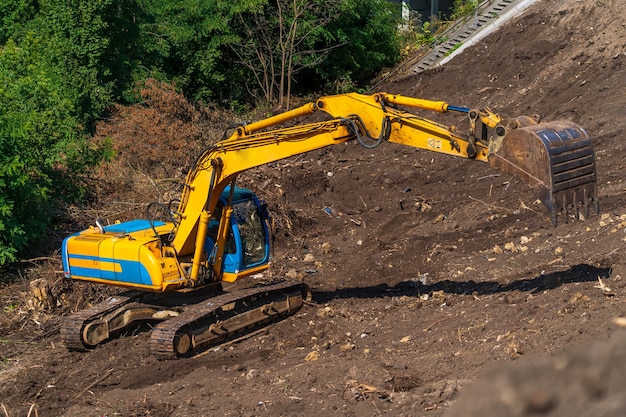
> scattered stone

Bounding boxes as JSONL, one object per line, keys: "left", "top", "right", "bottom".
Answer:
{"left": 321, "top": 242, "right": 331, "bottom": 253}
{"left": 433, "top": 214, "right": 446, "bottom": 224}
{"left": 317, "top": 306, "right": 335, "bottom": 318}
{"left": 569, "top": 292, "right": 590, "bottom": 304}
{"left": 340, "top": 343, "right": 356, "bottom": 352}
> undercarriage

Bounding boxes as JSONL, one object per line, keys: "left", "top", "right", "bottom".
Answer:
{"left": 61, "top": 281, "right": 310, "bottom": 359}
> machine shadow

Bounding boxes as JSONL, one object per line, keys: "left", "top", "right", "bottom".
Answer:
{"left": 311, "top": 263, "right": 611, "bottom": 304}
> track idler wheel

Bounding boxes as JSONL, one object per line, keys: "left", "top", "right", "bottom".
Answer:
{"left": 488, "top": 117, "right": 598, "bottom": 225}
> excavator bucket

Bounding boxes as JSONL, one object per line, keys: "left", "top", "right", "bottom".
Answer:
{"left": 488, "top": 117, "right": 598, "bottom": 225}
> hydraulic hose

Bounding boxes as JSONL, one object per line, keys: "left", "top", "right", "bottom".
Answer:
{"left": 345, "top": 114, "right": 391, "bottom": 149}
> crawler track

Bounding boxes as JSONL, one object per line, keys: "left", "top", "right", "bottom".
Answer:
{"left": 61, "top": 281, "right": 309, "bottom": 359}
{"left": 61, "top": 291, "right": 143, "bottom": 351}
{"left": 149, "top": 281, "right": 310, "bottom": 359}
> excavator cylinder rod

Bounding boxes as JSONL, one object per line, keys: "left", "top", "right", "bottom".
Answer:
{"left": 447, "top": 105, "right": 470, "bottom": 113}
{"left": 377, "top": 93, "right": 450, "bottom": 113}
{"left": 237, "top": 102, "right": 316, "bottom": 136}
{"left": 489, "top": 119, "right": 598, "bottom": 225}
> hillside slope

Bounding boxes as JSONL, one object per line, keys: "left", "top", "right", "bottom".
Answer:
{"left": 1, "top": 1, "right": 625, "bottom": 416}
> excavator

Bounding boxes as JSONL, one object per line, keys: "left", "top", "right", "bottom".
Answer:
{"left": 61, "top": 92, "right": 598, "bottom": 358}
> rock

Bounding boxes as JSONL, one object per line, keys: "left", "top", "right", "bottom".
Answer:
{"left": 433, "top": 214, "right": 446, "bottom": 224}
{"left": 317, "top": 306, "right": 335, "bottom": 318}
{"left": 321, "top": 242, "right": 332, "bottom": 253}
{"left": 340, "top": 343, "right": 356, "bottom": 352}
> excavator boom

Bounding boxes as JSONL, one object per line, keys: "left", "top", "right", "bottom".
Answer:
{"left": 61, "top": 92, "right": 598, "bottom": 357}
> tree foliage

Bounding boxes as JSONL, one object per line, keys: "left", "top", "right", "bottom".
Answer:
{"left": 0, "top": 36, "right": 112, "bottom": 263}
{"left": 315, "top": 0, "right": 400, "bottom": 92}
{"left": 451, "top": 0, "right": 481, "bottom": 20}
{"left": 135, "top": 0, "right": 267, "bottom": 106}
{"left": 227, "top": 0, "right": 400, "bottom": 106}
{"left": 0, "top": 0, "right": 401, "bottom": 263}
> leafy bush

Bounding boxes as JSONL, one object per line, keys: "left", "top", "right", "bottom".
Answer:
{"left": 451, "top": 0, "right": 481, "bottom": 20}
{"left": 0, "top": 37, "right": 112, "bottom": 264}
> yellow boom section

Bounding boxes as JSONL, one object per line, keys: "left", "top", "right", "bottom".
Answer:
{"left": 168, "top": 92, "right": 596, "bottom": 281}
{"left": 170, "top": 93, "right": 482, "bottom": 261}
{"left": 317, "top": 93, "right": 490, "bottom": 161}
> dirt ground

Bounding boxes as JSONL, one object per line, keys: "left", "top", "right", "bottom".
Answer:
{"left": 2, "top": 0, "right": 626, "bottom": 415}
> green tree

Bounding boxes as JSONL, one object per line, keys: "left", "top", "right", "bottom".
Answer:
{"left": 0, "top": 0, "right": 37, "bottom": 43}
{"left": 136, "top": 0, "right": 266, "bottom": 105}
{"left": 227, "top": 0, "right": 400, "bottom": 106}
{"left": 0, "top": 37, "right": 111, "bottom": 263}
{"left": 2, "top": 0, "right": 141, "bottom": 124}
{"left": 33, "top": 0, "right": 116, "bottom": 127}
{"left": 311, "top": 0, "right": 401, "bottom": 93}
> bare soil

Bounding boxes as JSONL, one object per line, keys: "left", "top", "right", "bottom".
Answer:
{"left": 2, "top": 0, "right": 626, "bottom": 416}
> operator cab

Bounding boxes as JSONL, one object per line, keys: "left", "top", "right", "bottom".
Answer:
{"left": 205, "top": 186, "right": 271, "bottom": 281}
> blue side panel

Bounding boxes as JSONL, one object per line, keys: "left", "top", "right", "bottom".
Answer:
{"left": 204, "top": 235, "right": 240, "bottom": 274}
{"left": 223, "top": 252, "right": 239, "bottom": 274}
{"left": 66, "top": 254, "right": 154, "bottom": 286}
{"left": 104, "top": 219, "right": 165, "bottom": 234}
{"left": 62, "top": 237, "right": 71, "bottom": 278}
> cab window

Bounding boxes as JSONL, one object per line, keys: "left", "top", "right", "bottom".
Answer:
{"left": 233, "top": 200, "right": 266, "bottom": 267}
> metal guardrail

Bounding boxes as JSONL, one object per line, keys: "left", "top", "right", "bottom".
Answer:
{"left": 370, "top": 0, "right": 537, "bottom": 88}
{"left": 409, "top": 0, "right": 529, "bottom": 73}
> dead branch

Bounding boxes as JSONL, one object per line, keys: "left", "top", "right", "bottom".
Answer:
{"left": 73, "top": 369, "right": 114, "bottom": 400}
{"left": 468, "top": 195, "right": 514, "bottom": 213}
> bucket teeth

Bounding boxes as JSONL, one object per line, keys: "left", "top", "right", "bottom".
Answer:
{"left": 489, "top": 119, "right": 598, "bottom": 226}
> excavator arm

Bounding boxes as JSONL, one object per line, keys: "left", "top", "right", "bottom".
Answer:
{"left": 173, "top": 92, "right": 598, "bottom": 280}
{"left": 170, "top": 93, "right": 492, "bottom": 284}
{"left": 61, "top": 92, "right": 597, "bottom": 357}
{"left": 63, "top": 92, "right": 598, "bottom": 293}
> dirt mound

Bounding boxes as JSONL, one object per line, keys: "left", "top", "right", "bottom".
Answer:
{"left": 446, "top": 330, "right": 626, "bottom": 417}
{"left": 2, "top": 0, "right": 626, "bottom": 416}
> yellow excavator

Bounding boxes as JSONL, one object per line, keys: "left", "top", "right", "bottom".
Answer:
{"left": 61, "top": 92, "right": 598, "bottom": 358}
